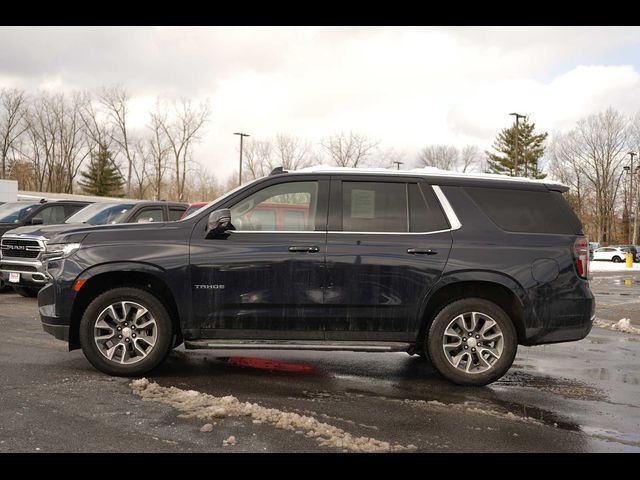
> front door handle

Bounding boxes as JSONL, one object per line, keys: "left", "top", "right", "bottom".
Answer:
{"left": 407, "top": 248, "right": 437, "bottom": 255}
{"left": 289, "top": 245, "right": 320, "bottom": 253}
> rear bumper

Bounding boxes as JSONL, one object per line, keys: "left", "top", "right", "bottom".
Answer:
{"left": 522, "top": 292, "right": 595, "bottom": 346}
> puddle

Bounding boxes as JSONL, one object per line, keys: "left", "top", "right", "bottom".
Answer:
{"left": 497, "top": 371, "right": 606, "bottom": 401}
{"left": 581, "top": 426, "right": 640, "bottom": 449}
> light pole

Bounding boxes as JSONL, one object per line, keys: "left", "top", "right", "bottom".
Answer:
{"left": 624, "top": 152, "right": 640, "bottom": 251}
{"left": 509, "top": 112, "right": 526, "bottom": 176}
{"left": 234, "top": 132, "right": 250, "bottom": 186}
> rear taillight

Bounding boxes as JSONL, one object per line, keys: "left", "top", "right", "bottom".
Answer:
{"left": 573, "top": 237, "right": 589, "bottom": 279}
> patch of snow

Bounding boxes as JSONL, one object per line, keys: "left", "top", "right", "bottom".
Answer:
{"left": 593, "top": 318, "right": 640, "bottom": 335}
{"left": 130, "top": 379, "right": 415, "bottom": 453}
{"left": 200, "top": 423, "right": 214, "bottom": 433}
{"left": 223, "top": 435, "right": 236, "bottom": 446}
{"left": 589, "top": 261, "right": 640, "bottom": 272}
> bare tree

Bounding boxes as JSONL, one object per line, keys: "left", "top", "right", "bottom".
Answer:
{"left": 549, "top": 108, "right": 629, "bottom": 243}
{"left": 101, "top": 86, "right": 137, "bottom": 196}
{"left": 156, "top": 99, "right": 211, "bottom": 201}
{"left": 320, "top": 131, "right": 380, "bottom": 167}
{"left": 460, "top": 145, "right": 483, "bottom": 172}
{"left": 148, "top": 104, "right": 172, "bottom": 200}
{"left": 274, "top": 134, "right": 313, "bottom": 170}
{"left": 243, "top": 138, "right": 274, "bottom": 180}
{"left": 418, "top": 145, "right": 458, "bottom": 170}
{"left": 0, "top": 88, "right": 28, "bottom": 179}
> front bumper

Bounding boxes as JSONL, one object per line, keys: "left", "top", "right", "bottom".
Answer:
{"left": 38, "top": 281, "right": 74, "bottom": 345}
{"left": 0, "top": 259, "right": 49, "bottom": 287}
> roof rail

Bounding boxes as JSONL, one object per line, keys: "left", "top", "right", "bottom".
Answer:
{"left": 270, "top": 167, "right": 287, "bottom": 176}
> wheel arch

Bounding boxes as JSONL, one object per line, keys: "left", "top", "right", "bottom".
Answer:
{"left": 68, "top": 264, "right": 183, "bottom": 350}
{"left": 416, "top": 273, "right": 528, "bottom": 345}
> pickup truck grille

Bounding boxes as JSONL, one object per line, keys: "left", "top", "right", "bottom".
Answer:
{"left": 0, "top": 238, "right": 43, "bottom": 259}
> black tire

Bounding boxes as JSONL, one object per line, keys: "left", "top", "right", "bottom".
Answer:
{"left": 13, "top": 286, "right": 39, "bottom": 298}
{"left": 426, "top": 298, "right": 517, "bottom": 386}
{"left": 79, "top": 287, "right": 173, "bottom": 376}
{"left": 612, "top": 256, "right": 622, "bottom": 263}
{"left": 0, "top": 278, "right": 11, "bottom": 293}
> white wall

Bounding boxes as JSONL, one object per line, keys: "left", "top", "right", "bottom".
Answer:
{"left": 0, "top": 180, "right": 18, "bottom": 203}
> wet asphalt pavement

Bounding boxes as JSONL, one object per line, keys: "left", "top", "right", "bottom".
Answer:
{"left": 1, "top": 275, "right": 639, "bottom": 453}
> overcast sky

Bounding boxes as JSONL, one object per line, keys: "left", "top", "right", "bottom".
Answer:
{"left": 2, "top": 26, "right": 640, "bottom": 180}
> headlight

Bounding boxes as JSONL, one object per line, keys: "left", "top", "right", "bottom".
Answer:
{"left": 44, "top": 242, "right": 82, "bottom": 260}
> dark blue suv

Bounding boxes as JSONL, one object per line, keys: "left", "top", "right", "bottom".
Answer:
{"left": 37, "top": 167, "right": 594, "bottom": 385}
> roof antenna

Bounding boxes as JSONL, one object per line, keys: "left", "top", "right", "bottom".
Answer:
{"left": 270, "top": 167, "right": 287, "bottom": 175}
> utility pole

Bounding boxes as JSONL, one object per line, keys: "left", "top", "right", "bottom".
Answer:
{"left": 509, "top": 112, "right": 526, "bottom": 177}
{"left": 625, "top": 152, "right": 640, "bottom": 247}
{"left": 233, "top": 132, "right": 250, "bottom": 186}
{"left": 393, "top": 161, "right": 403, "bottom": 170}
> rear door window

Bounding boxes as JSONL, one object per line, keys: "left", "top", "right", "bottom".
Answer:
{"left": 131, "top": 208, "right": 164, "bottom": 223}
{"left": 341, "top": 182, "right": 408, "bottom": 232}
{"left": 169, "top": 207, "right": 186, "bottom": 221}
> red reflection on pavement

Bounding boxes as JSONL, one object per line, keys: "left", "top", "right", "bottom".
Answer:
{"left": 227, "top": 356, "right": 316, "bottom": 374}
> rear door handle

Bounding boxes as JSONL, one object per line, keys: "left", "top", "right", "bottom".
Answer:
{"left": 407, "top": 248, "right": 437, "bottom": 255}
{"left": 289, "top": 245, "right": 320, "bottom": 253}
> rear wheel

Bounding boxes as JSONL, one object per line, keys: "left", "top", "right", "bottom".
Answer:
{"left": 426, "top": 298, "right": 517, "bottom": 386}
{"left": 0, "top": 278, "right": 10, "bottom": 293}
{"left": 612, "top": 256, "right": 622, "bottom": 263}
{"left": 13, "top": 286, "right": 39, "bottom": 298}
{"left": 79, "top": 287, "right": 173, "bottom": 376}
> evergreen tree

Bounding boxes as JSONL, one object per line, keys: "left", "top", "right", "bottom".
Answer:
{"left": 486, "top": 117, "right": 548, "bottom": 178}
{"left": 79, "top": 144, "right": 124, "bottom": 196}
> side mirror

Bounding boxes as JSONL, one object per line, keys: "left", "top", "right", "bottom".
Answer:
{"left": 206, "top": 209, "right": 231, "bottom": 235}
{"left": 30, "top": 217, "right": 43, "bottom": 225}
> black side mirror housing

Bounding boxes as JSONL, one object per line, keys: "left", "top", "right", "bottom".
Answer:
{"left": 206, "top": 209, "right": 231, "bottom": 235}
{"left": 30, "top": 217, "right": 44, "bottom": 225}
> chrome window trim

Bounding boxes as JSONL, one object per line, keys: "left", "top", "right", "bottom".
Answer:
{"left": 432, "top": 185, "right": 462, "bottom": 231}
{"left": 226, "top": 185, "right": 462, "bottom": 235}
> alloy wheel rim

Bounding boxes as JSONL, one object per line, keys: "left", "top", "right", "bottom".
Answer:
{"left": 94, "top": 301, "right": 157, "bottom": 365}
{"left": 442, "top": 312, "right": 504, "bottom": 374}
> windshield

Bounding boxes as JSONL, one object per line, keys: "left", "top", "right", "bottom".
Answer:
{"left": 65, "top": 203, "right": 135, "bottom": 225}
{"left": 0, "top": 202, "right": 39, "bottom": 224}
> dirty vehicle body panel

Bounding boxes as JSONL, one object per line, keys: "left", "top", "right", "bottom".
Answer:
{"left": 37, "top": 169, "right": 594, "bottom": 384}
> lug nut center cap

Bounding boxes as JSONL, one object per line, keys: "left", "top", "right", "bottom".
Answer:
{"left": 467, "top": 337, "right": 478, "bottom": 348}
{"left": 122, "top": 327, "right": 133, "bottom": 338}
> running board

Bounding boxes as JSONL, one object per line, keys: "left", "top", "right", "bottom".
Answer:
{"left": 184, "top": 340, "right": 411, "bottom": 353}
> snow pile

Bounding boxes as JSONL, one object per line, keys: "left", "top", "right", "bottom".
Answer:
{"left": 130, "top": 378, "right": 416, "bottom": 453}
{"left": 593, "top": 318, "right": 640, "bottom": 335}
{"left": 589, "top": 261, "right": 640, "bottom": 272}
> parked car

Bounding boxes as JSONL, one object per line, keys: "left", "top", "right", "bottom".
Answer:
{"left": 608, "top": 244, "right": 639, "bottom": 262}
{"left": 0, "top": 201, "right": 187, "bottom": 297}
{"left": 37, "top": 167, "right": 593, "bottom": 386}
{"left": 181, "top": 202, "right": 208, "bottom": 219}
{"left": 592, "top": 246, "right": 630, "bottom": 263}
{"left": 0, "top": 199, "right": 90, "bottom": 292}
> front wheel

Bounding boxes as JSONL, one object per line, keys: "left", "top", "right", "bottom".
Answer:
{"left": 426, "top": 298, "right": 518, "bottom": 386}
{"left": 79, "top": 287, "right": 174, "bottom": 376}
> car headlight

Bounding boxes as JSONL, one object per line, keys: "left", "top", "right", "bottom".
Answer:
{"left": 44, "top": 242, "right": 82, "bottom": 260}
